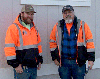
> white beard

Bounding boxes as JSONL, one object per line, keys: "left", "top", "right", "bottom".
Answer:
{"left": 65, "top": 19, "right": 73, "bottom": 23}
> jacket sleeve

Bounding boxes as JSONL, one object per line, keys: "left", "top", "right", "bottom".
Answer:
{"left": 4, "top": 24, "right": 19, "bottom": 68}
{"left": 37, "top": 32, "right": 42, "bottom": 54}
{"left": 84, "top": 22, "right": 95, "bottom": 61}
{"left": 37, "top": 55, "right": 43, "bottom": 64}
{"left": 37, "top": 29, "right": 43, "bottom": 64}
{"left": 49, "top": 24, "right": 60, "bottom": 62}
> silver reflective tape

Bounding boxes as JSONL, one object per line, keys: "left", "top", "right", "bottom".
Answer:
{"left": 13, "top": 23, "right": 23, "bottom": 48}
{"left": 5, "top": 43, "right": 15, "bottom": 47}
{"left": 38, "top": 42, "right": 41, "bottom": 46}
{"left": 16, "top": 45, "right": 38, "bottom": 50}
{"left": 77, "top": 19, "right": 81, "bottom": 34}
{"left": 39, "top": 53, "right": 42, "bottom": 56}
{"left": 77, "top": 42, "right": 84, "bottom": 46}
{"left": 7, "top": 56, "right": 16, "bottom": 60}
{"left": 49, "top": 39, "right": 57, "bottom": 43}
{"left": 50, "top": 48, "right": 56, "bottom": 51}
{"left": 57, "top": 21, "right": 62, "bottom": 53}
{"left": 14, "top": 23, "right": 39, "bottom": 51}
{"left": 86, "top": 39, "right": 93, "bottom": 43}
{"left": 87, "top": 48, "right": 95, "bottom": 52}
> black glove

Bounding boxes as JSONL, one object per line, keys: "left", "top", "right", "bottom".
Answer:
{"left": 38, "top": 55, "right": 43, "bottom": 64}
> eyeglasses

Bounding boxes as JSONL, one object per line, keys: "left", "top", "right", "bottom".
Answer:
{"left": 25, "top": 12, "right": 34, "bottom": 15}
{"left": 63, "top": 11, "right": 73, "bottom": 14}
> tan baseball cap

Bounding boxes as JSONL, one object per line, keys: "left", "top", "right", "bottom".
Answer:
{"left": 21, "top": 5, "right": 36, "bottom": 13}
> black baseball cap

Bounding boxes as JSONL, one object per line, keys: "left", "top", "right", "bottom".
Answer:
{"left": 62, "top": 5, "right": 74, "bottom": 13}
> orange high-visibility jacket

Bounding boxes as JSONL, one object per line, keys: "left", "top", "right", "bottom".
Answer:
{"left": 4, "top": 14, "right": 42, "bottom": 68}
{"left": 49, "top": 18, "right": 95, "bottom": 66}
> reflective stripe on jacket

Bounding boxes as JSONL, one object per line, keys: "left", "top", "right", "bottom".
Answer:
{"left": 4, "top": 15, "right": 42, "bottom": 67}
{"left": 49, "top": 17, "right": 95, "bottom": 63}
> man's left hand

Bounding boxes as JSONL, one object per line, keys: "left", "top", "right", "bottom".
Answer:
{"left": 88, "top": 61, "right": 94, "bottom": 70}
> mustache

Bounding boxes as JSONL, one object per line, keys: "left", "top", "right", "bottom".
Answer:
{"left": 66, "top": 15, "right": 71, "bottom": 18}
{"left": 31, "top": 19, "right": 33, "bottom": 21}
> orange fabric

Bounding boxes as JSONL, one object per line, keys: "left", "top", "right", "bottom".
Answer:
{"left": 50, "top": 20, "right": 95, "bottom": 65}
{"left": 4, "top": 15, "right": 42, "bottom": 57}
{"left": 50, "top": 21, "right": 95, "bottom": 50}
{"left": 66, "top": 23, "right": 73, "bottom": 35}
{"left": 75, "top": 21, "right": 94, "bottom": 49}
{"left": 5, "top": 47, "right": 16, "bottom": 57}
{"left": 38, "top": 45, "right": 42, "bottom": 53}
{"left": 50, "top": 23, "right": 58, "bottom": 49}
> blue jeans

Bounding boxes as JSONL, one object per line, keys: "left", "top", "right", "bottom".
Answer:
{"left": 14, "top": 66, "right": 37, "bottom": 79}
{"left": 58, "top": 59, "right": 86, "bottom": 79}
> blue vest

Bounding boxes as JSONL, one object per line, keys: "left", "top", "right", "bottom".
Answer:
{"left": 62, "top": 23, "right": 77, "bottom": 58}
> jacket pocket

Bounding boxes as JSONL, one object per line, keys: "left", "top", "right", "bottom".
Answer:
{"left": 77, "top": 46, "right": 87, "bottom": 67}
{"left": 22, "top": 48, "right": 39, "bottom": 67}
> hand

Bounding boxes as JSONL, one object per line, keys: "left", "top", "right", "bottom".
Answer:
{"left": 88, "top": 61, "right": 94, "bottom": 70}
{"left": 15, "top": 64, "right": 23, "bottom": 73}
{"left": 54, "top": 59, "right": 60, "bottom": 66}
{"left": 37, "top": 63, "right": 41, "bottom": 70}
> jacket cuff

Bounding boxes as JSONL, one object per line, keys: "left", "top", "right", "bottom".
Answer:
{"left": 51, "top": 51, "right": 57, "bottom": 61}
{"left": 50, "top": 47, "right": 60, "bottom": 62}
{"left": 87, "top": 52, "right": 95, "bottom": 61}
{"left": 7, "top": 60, "right": 19, "bottom": 68}
{"left": 38, "top": 55, "right": 43, "bottom": 64}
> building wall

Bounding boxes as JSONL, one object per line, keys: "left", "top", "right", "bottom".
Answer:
{"left": 0, "top": 0, "right": 100, "bottom": 79}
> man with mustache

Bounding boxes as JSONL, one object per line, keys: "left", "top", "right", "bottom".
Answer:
{"left": 4, "top": 5, "right": 43, "bottom": 79}
{"left": 49, "top": 5, "right": 95, "bottom": 79}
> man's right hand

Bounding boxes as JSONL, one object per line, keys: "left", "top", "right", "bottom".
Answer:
{"left": 15, "top": 64, "right": 23, "bottom": 73}
{"left": 54, "top": 59, "right": 60, "bottom": 66}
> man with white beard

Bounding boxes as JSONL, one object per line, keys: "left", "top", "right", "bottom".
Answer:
{"left": 49, "top": 5, "right": 95, "bottom": 79}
